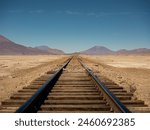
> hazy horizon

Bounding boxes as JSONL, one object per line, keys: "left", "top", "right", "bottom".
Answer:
{"left": 0, "top": 0, "right": 150, "bottom": 53}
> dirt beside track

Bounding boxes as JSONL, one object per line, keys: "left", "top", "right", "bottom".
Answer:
{"left": 0, "top": 55, "right": 69, "bottom": 102}
{"left": 81, "top": 55, "right": 150, "bottom": 107}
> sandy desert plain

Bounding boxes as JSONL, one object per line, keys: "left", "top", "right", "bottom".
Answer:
{"left": 81, "top": 55, "right": 150, "bottom": 108}
{"left": 0, "top": 54, "right": 150, "bottom": 109}
{"left": 0, "top": 55, "right": 69, "bottom": 103}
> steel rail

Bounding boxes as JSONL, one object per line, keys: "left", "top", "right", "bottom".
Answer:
{"left": 16, "top": 57, "right": 72, "bottom": 113}
{"left": 78, "top": 58, "right": 131, "bottom": 113}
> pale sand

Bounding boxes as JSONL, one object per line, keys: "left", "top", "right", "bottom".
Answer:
{"left": 0, "top": 55, "right": 69, "bottom": 102}
{"left": 81, "top": 55, "right": 150, "bottom": 107}
{"left": 81, "top": 55, "right": 150, "bottom": 69}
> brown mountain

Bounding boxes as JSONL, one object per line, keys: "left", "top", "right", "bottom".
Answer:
{"left": 35, "top": 46, "right": 64, "bottom": 55}
{"left": 0, "top": 35, "right": 64, "bottom": 55}
{"left": 81, "top": 46, "right": 114, "bottom": 55}
{"left": 116, "top": 48, "right": 150, "bottom": 55}
{"left": 81, "top": 46, "right": 150, "bottom": 55}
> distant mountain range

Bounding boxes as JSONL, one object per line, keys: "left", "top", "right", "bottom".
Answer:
{"left": 116, "top": 48, "right": 150, "bottom": 55}
{"left": 81, "top": 46, "right": 114, "bottom": 55}
{"left": 35, "top": 46, "right": 64, "bottom": 55}
{"left": 0, "top": 35, "right": 149, "bottom": 55}
{"left": 0, "top": 35, "right": 64, "bottom": 55}
{"left": 81, "top": 46, "right": 150, "bottom": 55}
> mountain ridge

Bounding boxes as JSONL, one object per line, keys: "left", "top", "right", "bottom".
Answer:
{"left": 81, "top": 46, "right": 114, "bottom": 55}
{"left": 35, "top": 45, "right": 64, "bottom": 55}
{"left": 0, "top": 35, "right": 64, "bottom": 55}
{"left": 0, "top": 35, "right": 149, "bottom": 55}
{"left": 80, "top": 46, "right": 150, "bottom": 55}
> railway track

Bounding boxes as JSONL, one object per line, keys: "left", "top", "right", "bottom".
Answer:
{"left": 0, "top": 56, "right": 149, "bottom": 112}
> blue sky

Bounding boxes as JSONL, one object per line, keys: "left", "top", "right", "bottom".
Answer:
{"left": 0, "top": 0, "right": 150, "bottom": 53}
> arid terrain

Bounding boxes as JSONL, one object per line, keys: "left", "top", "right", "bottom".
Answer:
{"left": 81, "top": 55, "right": 150, "bottom": 69}
{"left": 0, "top": 54, "right": 150, "bottom": 111}
{"left": 81, "top": 55, "right": 150, "bottom": 107}
{"left": 0, "top": 55, "right": 69, "bottom": 103}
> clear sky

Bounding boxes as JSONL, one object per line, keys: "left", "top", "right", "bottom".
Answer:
{"left": 0, "top": 0, "right": 150, "bottom": 53}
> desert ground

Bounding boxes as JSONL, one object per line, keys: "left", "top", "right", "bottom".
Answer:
{"left": 0, "top": 54, "right": 150, "bottom": 109}
{"left": 0, "top": 55, "right": 69, "bottom": 103}
{"left": 81, "top": 55, "right": 150, "bottom": 107}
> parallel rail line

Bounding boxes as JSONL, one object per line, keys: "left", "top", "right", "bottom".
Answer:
{"left": 0, "top": 56, "right": 149, "bottom": 112}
